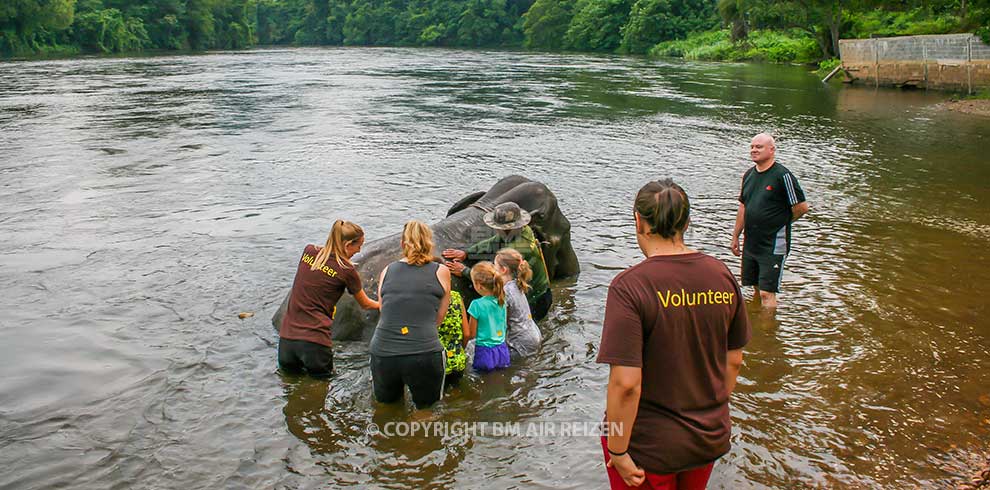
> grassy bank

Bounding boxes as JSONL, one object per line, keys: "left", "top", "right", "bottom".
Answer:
{"left": 649, "top": 29, "right": 819, "bottom": 63}
{"left": 648, "top": 6, "right": 983, "bottom": 71}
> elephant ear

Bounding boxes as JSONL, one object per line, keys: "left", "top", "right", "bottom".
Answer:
{"left": 446, "top": 191, "right": 486, "bottom": 217}
{"left": 272, "top": 291, "right": 290, "bottom": 332}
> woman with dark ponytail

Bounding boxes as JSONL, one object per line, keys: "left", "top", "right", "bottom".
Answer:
{"left": 278, "top": 220, "right": 380, "bottom": 378}
{"left": 596, "top": 179, "right": 751, "bottom": 489}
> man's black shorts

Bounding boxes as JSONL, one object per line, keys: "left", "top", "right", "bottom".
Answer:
{"left": 741, "top": 254, "right": 787, "bottom": 293}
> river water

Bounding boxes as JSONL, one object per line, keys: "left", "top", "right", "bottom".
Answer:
{"left": 1, "top": 47, "right": 988, "bottom": 489}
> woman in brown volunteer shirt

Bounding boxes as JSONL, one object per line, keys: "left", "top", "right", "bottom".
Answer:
{"left": 279, "top": 220, "right": 380, "bottom": 377}
{"left": 597, "top": 179, "right": 751, "bottom": 490}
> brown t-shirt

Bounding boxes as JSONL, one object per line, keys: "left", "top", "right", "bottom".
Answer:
{"left": 279, "top": 244, "right": 362, "bottom": 348}
{"left": 596, "top": 252, "right": 751, "bottom": 474}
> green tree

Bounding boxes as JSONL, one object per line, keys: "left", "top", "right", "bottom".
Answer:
{"left": 211, "top": 0, "right": 253, "bottom": 48}
{"left": 184, "top": 0, "right": 215, "bottom": 49}
{"left": 342, "top": 0, "right": 401, "bottom": 45}
{"left": 1, "top": 0, "right": 76, "bottom": 33}
{"left": 71, "top": 7, "right": 149, "bottom": 52}
{"left": 564, "top": 0, "right": 633, "bottom": 51}
{"left": 620, "top": 0, "right": 716, "bottom": 53}
{"left": 0, "top": 0, "right": 76, "bottom": 55}
{"left": 717, "top": 0, "right": 748, "bottom": 41}
{"left": 522, "top": 0, "right": 574, "bottom": 49}
{"left": 728, "top": 0, "right": 836, "bottom": 57}
{"left": 456, "top": 0, "right": 512, "bottom": 46}
{"left": 120, "top": 0, "right": 188, "bottom": 49}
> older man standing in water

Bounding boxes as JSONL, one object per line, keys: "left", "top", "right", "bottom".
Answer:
{"left": 731, "top": 133, "right": 809, "bottom": 309}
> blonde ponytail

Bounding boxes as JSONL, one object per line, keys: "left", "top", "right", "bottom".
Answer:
{"left": 495, "top": 248, "right": 531, "bottom": 295}
{"left": 494, "top": 272, "right": 506, "bottom": 306}
{"left": 401, "top": 220, "right": 435, "bottom": 266}
{"left": 470, "top": 261, "right": 506, "bottom": 306}
{"left": 312, "top": 220, "right": 364, "bottom": 271}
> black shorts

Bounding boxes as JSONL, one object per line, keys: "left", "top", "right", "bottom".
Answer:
{"left": 278, "top": 337, "right": 334, "bottom": 378}
{"left": 371, "top": 351, "right": 446, "bottom": 409}
{"left": 741, "top": 254, "right": 787, "bottom": 294}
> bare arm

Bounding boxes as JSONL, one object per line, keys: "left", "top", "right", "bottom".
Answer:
{"left": 464, "top": 314, "right": 477, "bottom": 343}
{"left": 731, "top": 203, "right": 745, "bottom": 256}
{"left": 376, "top": 266, "right": 388, "bottom": 309}
{"left": 435, "top": 265, "right": 451, "bottom": 326}
{"left": 725, "top": 349, "right": 744, "bottom": 395}
{"left": 353, "top": 289, "right": 380, "bottom": 310}
{"left": 732, "top": 203, "right": 745, "bottom": 240}
{"left": 460, "top": 301, "right": 470, "bottom": 345}
{"left": 791, "top": 201, "right": 809, "bottom": 222}
{"left": 605, "top": 365, "right": 646, "bottom": 487}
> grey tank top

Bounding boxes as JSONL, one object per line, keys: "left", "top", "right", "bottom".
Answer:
{"left": 370, "top": 261, "right": 444, "bottom": 357}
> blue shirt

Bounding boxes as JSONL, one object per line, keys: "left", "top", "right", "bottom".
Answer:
{"left": 468, "top": 295, "right": 507, "bottom": 347}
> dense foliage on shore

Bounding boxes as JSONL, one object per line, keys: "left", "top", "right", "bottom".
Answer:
{"left": 2, "top": 0, "right": 988, "bottom": 63}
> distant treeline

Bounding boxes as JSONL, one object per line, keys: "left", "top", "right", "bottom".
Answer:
{"left": 2, "top": 0, "right": 988, "bottom": 61}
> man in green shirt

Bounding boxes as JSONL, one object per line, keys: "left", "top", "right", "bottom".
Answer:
{"left": 442, "top": 202, "right": 553, "bottom": 321}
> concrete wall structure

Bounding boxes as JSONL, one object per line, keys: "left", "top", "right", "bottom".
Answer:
{"left": 840, "top": 34, "right": 990, "bottom": 92}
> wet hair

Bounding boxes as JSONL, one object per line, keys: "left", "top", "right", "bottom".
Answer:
{"left": 495, "top": 248, "right": 531, "bottom": 295}
{"left": 470, "top": 261, "right": 506, "bottom": 306}
{"left": 634, "top": 178, "right": 690, "bottom": 239}
{"left": 401, "top": 220, "right": 435, "bottom": 266}
{"left": 312, "top": 220, "right": 363, "bottom": 271}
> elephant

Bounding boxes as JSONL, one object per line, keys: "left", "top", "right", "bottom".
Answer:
{"left": 272, "top": 175, "right": 579, "bottom": 341}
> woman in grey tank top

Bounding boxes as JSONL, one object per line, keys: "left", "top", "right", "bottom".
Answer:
{"left": 369, "top": 221, "right": 451, "bottom": 409}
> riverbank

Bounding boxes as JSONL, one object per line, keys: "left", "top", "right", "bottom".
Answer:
{"left": 961, "top": 463, "right": 990, "bottom": 489}
{"left": 936, "top": 97, "right": 990, "bottom": 116}
{"left": 953, "top": 450, "right": 990, "bottom": 489}
{"left": 650, "top": 29, "right": 820, "bottom": 64}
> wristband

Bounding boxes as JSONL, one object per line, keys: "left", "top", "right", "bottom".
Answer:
{"left": 607, "top": 447, "right": 628, "bottom": 457}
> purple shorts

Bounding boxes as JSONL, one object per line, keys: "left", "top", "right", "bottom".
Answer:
{"left": 473, "top": 343, "right": 511, "bottom": 372}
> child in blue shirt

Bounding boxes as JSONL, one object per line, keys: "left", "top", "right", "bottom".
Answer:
{"left": 467, "top": 261, "right": 511, "bottom": 371}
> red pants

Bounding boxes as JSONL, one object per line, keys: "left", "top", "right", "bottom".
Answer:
{"left": 601, "top": 436, "right": 714, "bottom": 490}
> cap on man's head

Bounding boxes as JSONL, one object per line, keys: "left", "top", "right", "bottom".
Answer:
{"left": 483, "top": 202, "right": 532, "bottom": 230}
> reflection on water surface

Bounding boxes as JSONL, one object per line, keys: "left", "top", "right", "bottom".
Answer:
{"left": 0, "top": 47, "right": 988, "bottom": 489}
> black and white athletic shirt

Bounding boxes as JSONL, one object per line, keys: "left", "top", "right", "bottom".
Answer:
{"left": 738, "top": 162, "right": 806, "bottom": 258}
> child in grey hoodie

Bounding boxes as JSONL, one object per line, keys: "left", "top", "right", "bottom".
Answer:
{"left": 495, "top": 248, "right": 543, "bottom": 358}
